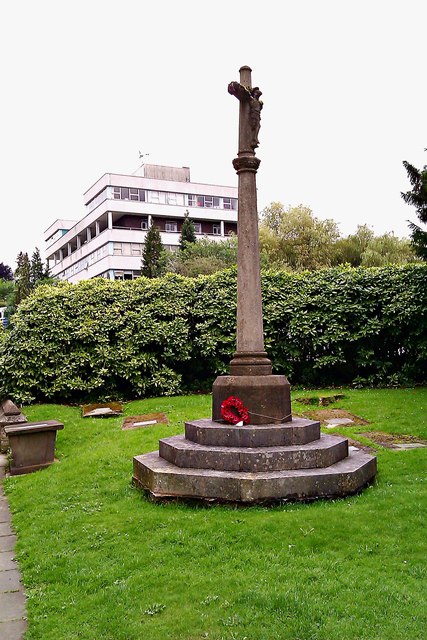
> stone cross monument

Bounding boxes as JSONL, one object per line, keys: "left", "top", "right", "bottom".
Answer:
{"left": 132, "top": 66, "right": 377, "bottom": 503}
{"left": 212, "top": 66, "right": 292, "bottom": 425}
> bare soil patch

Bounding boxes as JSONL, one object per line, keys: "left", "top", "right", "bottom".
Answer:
{"left": 360, "top": 431, "right": 427, "bottom": 449}
{"left": 302, "top": 408, "right": 369, "bottom": 426}
{"left": 122, "top": 412, "right": 169, "bottom": 430}
{"left": 82, "top": 402, "right": 123, "bottom": 417}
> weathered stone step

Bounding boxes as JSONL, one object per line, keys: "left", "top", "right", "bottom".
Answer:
{"left": 185, "top": 417, "right": 320, "bottom": 448}
{"left": 133, "top": 449, "right": 377, "bottom": 503}
{"left": 159, "top": 434, "right": 348, "bottom": 472}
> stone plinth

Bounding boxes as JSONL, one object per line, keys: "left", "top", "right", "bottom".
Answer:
{"left": 133, "top": 417, "right": 377, "bottom": 503}
{"left": 212, "top": 375, "right": 291, "bottom": 425}
{"left": 4, "top": 420, "right": 63, "bottom": 475}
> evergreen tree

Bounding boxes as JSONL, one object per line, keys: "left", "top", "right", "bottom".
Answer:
{"left": 0, "top": 263, "right": 13, "bottom": 281}
{"left": 179, "top": 210, "right": 197, "bottom": 250}
{"left": 141, "top": 224, "right": 167, "bottom": 278}
{"left": 14, "top": 252, "right": 31, "bottom": 305}
{"left": 30, "top": 247, "right": 45, "bottom": 288}
{"left": 401, "top": 156, "right": 427, "bottom": 260}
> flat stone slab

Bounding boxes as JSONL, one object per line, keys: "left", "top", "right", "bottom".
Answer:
{"left": 392, "top": 442, "right": 427, "bottom": 450}
{"left": 325, "top": 418, "right": 354, "bottom": 426}
{"left": 0, "top": 552, "right": 16, "bottom": 572}
{"left": 159, "top": 434, "right": 348, "bottom": 472}
{"left": 0, "top": 506, "right": 11, "bottom": 524}
{"left": 0, "top": 569, "right": 22, "bottom": 592}
{"left": 0, "top": 522, "right": 12, "bottom": 537}
{"left": 185, "top": 417, "right": 320, "bottom": 448}
{"left": 133, "top": 449, "right": 377, "bottom": 503}
{"left": 0, "top": 618, "right": 28, "bottom": 640}
{"left": 0, "top": 590, "right": 26, "bottom": 621}
{"left": 0, "top": 536, "right": 16, "bottom": 552}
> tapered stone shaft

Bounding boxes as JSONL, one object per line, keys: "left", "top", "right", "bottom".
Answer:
{"left": 228, "top": 66, "right": 272, "bottom": 376}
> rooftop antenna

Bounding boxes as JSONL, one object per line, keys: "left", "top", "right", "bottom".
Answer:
{"left": 132, "top": 152, "right": 150, "bottom": 176}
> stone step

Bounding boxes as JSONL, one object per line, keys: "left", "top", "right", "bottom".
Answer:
{"left": 185, "top": 417, "right": 320, "bottom": 448}
{"left": 133, "top": 449, "right": 377, "bottom": 503}
{"left": 159, "top": 434, "right": 348, "bottom": 472}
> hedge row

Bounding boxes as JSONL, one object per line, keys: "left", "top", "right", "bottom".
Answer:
{"left": 0, "top": 265, "right": 426, "bottom": 404}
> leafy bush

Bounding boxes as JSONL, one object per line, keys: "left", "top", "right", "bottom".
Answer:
{"left": 0, "top": 276, "right": 194, "bottom": 404}
{"left": 0, "top": 265, "right": 425, "bottom": 403}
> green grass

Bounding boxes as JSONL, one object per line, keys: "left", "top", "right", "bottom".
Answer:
{"left": 4, "top": 389, "right": 427, "bottom": 640}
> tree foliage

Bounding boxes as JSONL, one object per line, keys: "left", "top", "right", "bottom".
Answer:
{"left": 0, "top": 263, "right": 13, "bottom": 281}
{"left": 259, "top": 204, "right": 340, "bottom": 270}
{"left": 30, "top": 247, "right": 47, "bottom": 287}
{"left": 0, "top": 279, "right": 14, "bottom": 307}
{"left": 14, "top": 252, "right": 31, "bottom": 306}
{"left": 0, "top": 265, "right": 425, "bottom": 404}
{"left": 179, "top": 210, "right": 197, "bottom": 250}
{"left": 401, "top": 157, "right": 427, "bottom": 260}
{"left": 172, "top": 237, "right": 237, "bottom": 277}
{"left": 260, "top": 204, "right": 417, "bottom": 270}
{"left": 141, "top": 224, "right": 167, "bottom": 278}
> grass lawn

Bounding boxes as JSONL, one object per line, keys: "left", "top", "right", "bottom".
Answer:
{"left": 4, "top": 388, "right": 427, "bottom": 640}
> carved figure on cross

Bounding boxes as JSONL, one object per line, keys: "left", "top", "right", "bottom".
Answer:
{"left": 228, "top": 80, "right": 263, "bottom": 152}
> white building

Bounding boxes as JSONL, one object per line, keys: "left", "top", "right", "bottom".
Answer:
{"left": 0, "top": 307, "right": 7, "bottom": 329}
{"left": 45, "top": 164, "right": 238, "bottom": 283}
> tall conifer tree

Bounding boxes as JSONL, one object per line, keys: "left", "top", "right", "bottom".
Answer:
{"left": 179, "top": 210, "right": 197, "bottom": 250}
{"left": 14, "top": 252, "right": 31, "bottom": 305}
{"left": 401, "top": 156, "right": 427, "bottom": 260}
{"left": 141, "top": 224, "right": 167, "bottom": 278}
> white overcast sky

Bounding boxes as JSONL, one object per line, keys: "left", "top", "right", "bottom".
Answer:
{"left": 1, "top": 0, "right": 426, "bottom": 270}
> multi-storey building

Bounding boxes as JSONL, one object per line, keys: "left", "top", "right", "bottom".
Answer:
{"left": 45, "top": 164, "right": 238, "bottom": 283}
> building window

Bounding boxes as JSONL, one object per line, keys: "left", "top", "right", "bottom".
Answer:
{"left": 193, "top": 222, "right": 202, "bottom": 234}
{"left": 212, "top": 224, "right": 221, "bottom": 235}
{"left": 167, "top": 193, "right": 177, "bottom": 205}
{"left": 131, "top": 243, "right": 142, "bottom": 256}
{"left": 187, "top": 194, "right": 196, "bottom": 206}
{"left": 223, "top": 197, "right": 237, "bottom": 210}
{"left": 196, "top": 195, "right": 223, "bottom": 208}
{"left": 149, "top": 191, "right": 160, "bottom": 203}
{"left": 112, "top": 187, "right": 147, "bottom": 202}
{"left": 141, "top": 219, "right": 149, "bottom": 230}
{"left": 165, "top": 221, "right": 178, "bottom": 232}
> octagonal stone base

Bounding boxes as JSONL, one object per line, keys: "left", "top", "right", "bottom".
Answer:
{"left": 133, "top": 418, "right": 377, "bottom": 504}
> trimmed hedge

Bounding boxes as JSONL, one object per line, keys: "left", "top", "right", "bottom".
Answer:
{"left": 0, "top": 265, "right": 426, "bottom": 403}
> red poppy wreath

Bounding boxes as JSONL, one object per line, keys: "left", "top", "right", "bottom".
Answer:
{"left": 220, "top": 396, "right": 250, "bottom": 425}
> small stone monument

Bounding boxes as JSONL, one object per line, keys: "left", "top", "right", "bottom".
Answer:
{"left": 133, "top": 67, "right": 377, "bottom": 502}
{"left": 0, "top": 399, "right": 27, "bottom": 453}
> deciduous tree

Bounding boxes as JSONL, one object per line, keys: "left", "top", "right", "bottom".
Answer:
{"left": 0, "top": 263, "right": 13, "bottom": 281}
{"left": 173, "top": 237, "right": 237, "bottom": 277}
{"left": 259, "top": 204, "right": 340, "bottom": 270}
